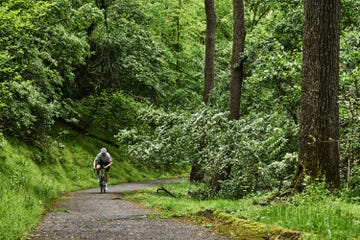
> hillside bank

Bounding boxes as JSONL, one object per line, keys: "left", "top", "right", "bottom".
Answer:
{"left": 0, "top": 127, "right": 169, "bottom": 240}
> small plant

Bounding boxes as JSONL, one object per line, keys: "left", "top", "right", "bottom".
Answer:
{"left": 343, "top": 163, "right": 360, "bottom": 201}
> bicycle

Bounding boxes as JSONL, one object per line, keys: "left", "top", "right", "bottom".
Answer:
{"left": 97, "top": 167, "right": 107, "bottom": 193}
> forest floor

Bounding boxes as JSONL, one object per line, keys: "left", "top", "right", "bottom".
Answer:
{"left": 26, "top": 179, "right": 227, "bottom": 240}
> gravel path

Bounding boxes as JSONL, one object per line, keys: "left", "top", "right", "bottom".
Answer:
{"left": 27, "top": 179, "right": 227, "bottom": 240}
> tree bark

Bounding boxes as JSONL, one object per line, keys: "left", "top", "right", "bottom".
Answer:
{"left": 229, "top": 0, "right": 246, "bottom": 120}
{"left": 190, "top": 0, "right": 217, "bottom": 183}
{"left": 211, "top": 0, "right": 245, "bottom": 193}
{"left": 203, "top": 0, "right": 216, "bottom": 104}
{"left": 190, "top": 162, "right": 205, "bottom": 182}
{"left": 293, "top": 0, "right": 341, "bottom": 190}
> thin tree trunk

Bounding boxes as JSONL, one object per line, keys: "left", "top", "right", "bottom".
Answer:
{"left": 203, "top": 0, "right": 216, "bottom": 104}
{"left": 211, "top": 0, "right": 246, "bottom": 194}
{"left": 229, "top": 0, "right": 246, "bottom": 120}
{"left": 190, "top": 0, "right": 216, "bottom": 183}
{"left": 175, "top": 0, "right": 182, "bottom": 85}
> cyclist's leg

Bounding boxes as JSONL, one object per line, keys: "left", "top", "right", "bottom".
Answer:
{"left": 104, "top": 167, "right": 110, "bottom": 191}
{"left": 95, "top": 162, "right": 102, "bottom": 182}
{"left": 104, "top": 167, "right": 110, "bottom": 183}
{"left": 95, "top": 164, "right": 101, "bottom": 175}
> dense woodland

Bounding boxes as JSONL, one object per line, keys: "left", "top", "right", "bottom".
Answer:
{"left": 0, "top": 0, "right": 359, "bottom": 199}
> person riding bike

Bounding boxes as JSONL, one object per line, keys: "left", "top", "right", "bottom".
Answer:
{"left": 93, "top": 147, "right": 113, "bottom": 191}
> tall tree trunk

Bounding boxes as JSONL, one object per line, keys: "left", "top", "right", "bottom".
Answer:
{"left": 292, "top": 0, "right": 341, "bottom": 190}
{"left": 190, "top": 0, "right": 216, "bottom": 182}
{"left": 96, "top": 0, "right": 114, "bottom": 89}
{"left": 229, "top": 0, "right": 246, "bottom": 120}
{"left": 203, "top": 0, "right": 216, "bottom": 104}
{"left": 212, "top": 0, "right": 246, "bottom": 193}
{"left": 175, "top": 0, "right": 182, "bottom": 85}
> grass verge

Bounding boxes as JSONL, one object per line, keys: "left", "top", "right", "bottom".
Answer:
{"left": 124, "top": 181, "right": 360, "bottom": 240}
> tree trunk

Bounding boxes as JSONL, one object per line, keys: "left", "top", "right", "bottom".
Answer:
{"left": 190, "top": 162, "right": 205, "bottom": 182}
{"left": 229, "top": 0, "right": 246, "bottom": 120}
{"left": 292, "top": 0, "right": 341, "bottom": 190}
{"left": 190, "top": 0, "right": 217, "bottom": 183}
{"left": 211, "top": 0, "right": 245, "bottom": 194}
{"left": 175, "top": 0, "right": 182, "bottom": 85}
{"left": 203, "top": 0, "right": 216, "bottom": 104}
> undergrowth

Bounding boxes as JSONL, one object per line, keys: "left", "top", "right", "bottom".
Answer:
{"left": 124, "top": 181, "right": 360, "bottom": 240}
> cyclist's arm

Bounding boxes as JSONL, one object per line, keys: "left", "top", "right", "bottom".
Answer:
{"left": 93, "top": 158, "right": 97, "bottom": 169}
{"left": 105, "top": 159, "right": 112, "bottom": 168}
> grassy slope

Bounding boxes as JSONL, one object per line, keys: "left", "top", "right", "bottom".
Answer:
{"left": 0, "top": 126, "right": 164, "bottom": 240}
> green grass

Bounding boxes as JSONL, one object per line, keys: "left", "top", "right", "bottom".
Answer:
{"left": 0, "top": 126, "right": 168, "bottom": 240}
{"left": 0, "top": 140, "right": 63, "bottom": 240}
{"left": 124, "top": 181, "right": 360, "bottom": 240}
{"left": 252, "top": 194, "right": 360, "bottom": 240}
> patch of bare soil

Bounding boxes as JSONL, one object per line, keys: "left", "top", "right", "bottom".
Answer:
{"left": 26, "top": 179, "right": 226, "bottom": 240}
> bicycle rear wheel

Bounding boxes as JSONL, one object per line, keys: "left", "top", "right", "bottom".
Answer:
{"left": 99, "top": 176, "right": 105, "bottom": 193}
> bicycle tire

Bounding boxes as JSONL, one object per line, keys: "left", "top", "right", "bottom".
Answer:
{"left": 99, "top": 175, "right": 106, "bottom": 193}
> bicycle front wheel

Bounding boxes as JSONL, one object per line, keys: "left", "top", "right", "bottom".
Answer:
{"left": 99, "top": 176, "right": 105, "bottom": 193}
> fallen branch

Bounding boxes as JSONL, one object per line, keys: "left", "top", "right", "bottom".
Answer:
{"left": 156, "top": 187, "right": 176, "bottom": 198}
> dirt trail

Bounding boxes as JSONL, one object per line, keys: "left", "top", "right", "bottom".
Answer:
{"left": 27, "top": 179, "right": 226, "bottom": 240}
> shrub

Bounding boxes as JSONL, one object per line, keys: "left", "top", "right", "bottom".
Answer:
{"left": 116, "top": 106, "right": 298, "bottom": 198}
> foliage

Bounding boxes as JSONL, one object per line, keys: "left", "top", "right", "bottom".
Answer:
{"left": 0, "top": 0, "right": 358, "bottom": 202}
{"left": 116, "top": 106, "right": 189, "bottom": 171}
{"left": 0, "top": 0, "right": 93, "bottom": 143}
{"left": 115, "top": 1, "right": 358, "bottom": 197}
{"left": 343, "top": 164, "right": 360, "bottom": 201}
{"left": 0, "top": 132, "right": 6, "bottom": 148}
{"left": 71, "top": 91, "right": 141, "bottom": 137}
{"left": 341, "top": 0, "right": 360, "bottom": 30}
{"left": 137, "top": 0, "right": 205, "bottom": 106}
{"left": 339, "top": 12, "right": 360, "bottom": 185}
{"left": 117, "top": 106, "right": 297, "bottom": 198}
{"left": 0, "top": 0, "right": 359, "bottom": 238}
{"left": 75, "top": 0, "right": 177, "bottom": 104}
{"left": 240, "top": 1, "right": 302, "bottom": 121}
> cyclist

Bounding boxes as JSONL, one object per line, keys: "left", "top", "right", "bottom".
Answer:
{"left": 93, "top": 147, "right": 113, "bottom": 191}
